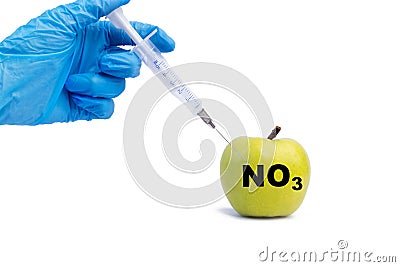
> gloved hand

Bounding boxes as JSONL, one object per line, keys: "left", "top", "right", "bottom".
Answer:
{"left": 0, "top": 0, "right": 175, "bottom": 125}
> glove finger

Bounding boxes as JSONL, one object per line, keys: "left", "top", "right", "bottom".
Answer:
{"left": 70, "top": 94, "right": 114, "bottom": 120}
{"left": 132, "top": 22, "right": 176, "bottom": 52}
{"left": 94, "top": 21, "right": 175, "bottom": 52}
{"left": 62, "top": 0, "right": 130, "bottom": 30}
{"left": 99, "top": 47, "right": 141, "bottom": 78}
{"left": 65, "top": 73, "right": 125, "bottom": 98}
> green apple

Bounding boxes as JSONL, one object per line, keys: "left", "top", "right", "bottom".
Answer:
{"left": 220, "top": 127, "right": 310, "bottom": 217}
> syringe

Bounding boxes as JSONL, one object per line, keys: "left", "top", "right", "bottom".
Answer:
{"left": 107, "top": 7, "right": 217, "bottom": 130}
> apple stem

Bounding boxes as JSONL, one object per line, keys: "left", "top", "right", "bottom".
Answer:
{"left": 267, "top": 126, "right": 281, "bottom": 140}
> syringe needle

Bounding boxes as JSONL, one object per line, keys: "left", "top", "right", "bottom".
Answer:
{"left": 215, "top": 128, "right": 230, "bottom": 144}
{"left": 197, "top": 108, "right": 248, "bottom": 161}
{"left": 215, "top": 127, "right": 247, "bottom": 162}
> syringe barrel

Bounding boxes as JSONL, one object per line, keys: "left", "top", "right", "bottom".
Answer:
{"left": 132, "top": 38, "right": 203, "bottom": 115}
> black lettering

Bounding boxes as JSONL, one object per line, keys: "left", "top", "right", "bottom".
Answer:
{"left": 267, "top": 164, "right": 290, "bottom": 187}
{"left": 242, "top": 165, "right": 264, "bottom": 187}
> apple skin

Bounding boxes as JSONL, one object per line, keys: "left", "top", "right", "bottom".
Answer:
{"left": 220, "top": 136, "right": 310, "bottom": 217}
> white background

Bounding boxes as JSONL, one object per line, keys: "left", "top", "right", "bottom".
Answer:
{"left": 1, "top": 0, "right": 399, "bottom": 266}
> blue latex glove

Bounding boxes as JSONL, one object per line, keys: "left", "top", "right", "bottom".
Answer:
{"left": 0, "top": 0, "right": 175, "bottom": 125}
